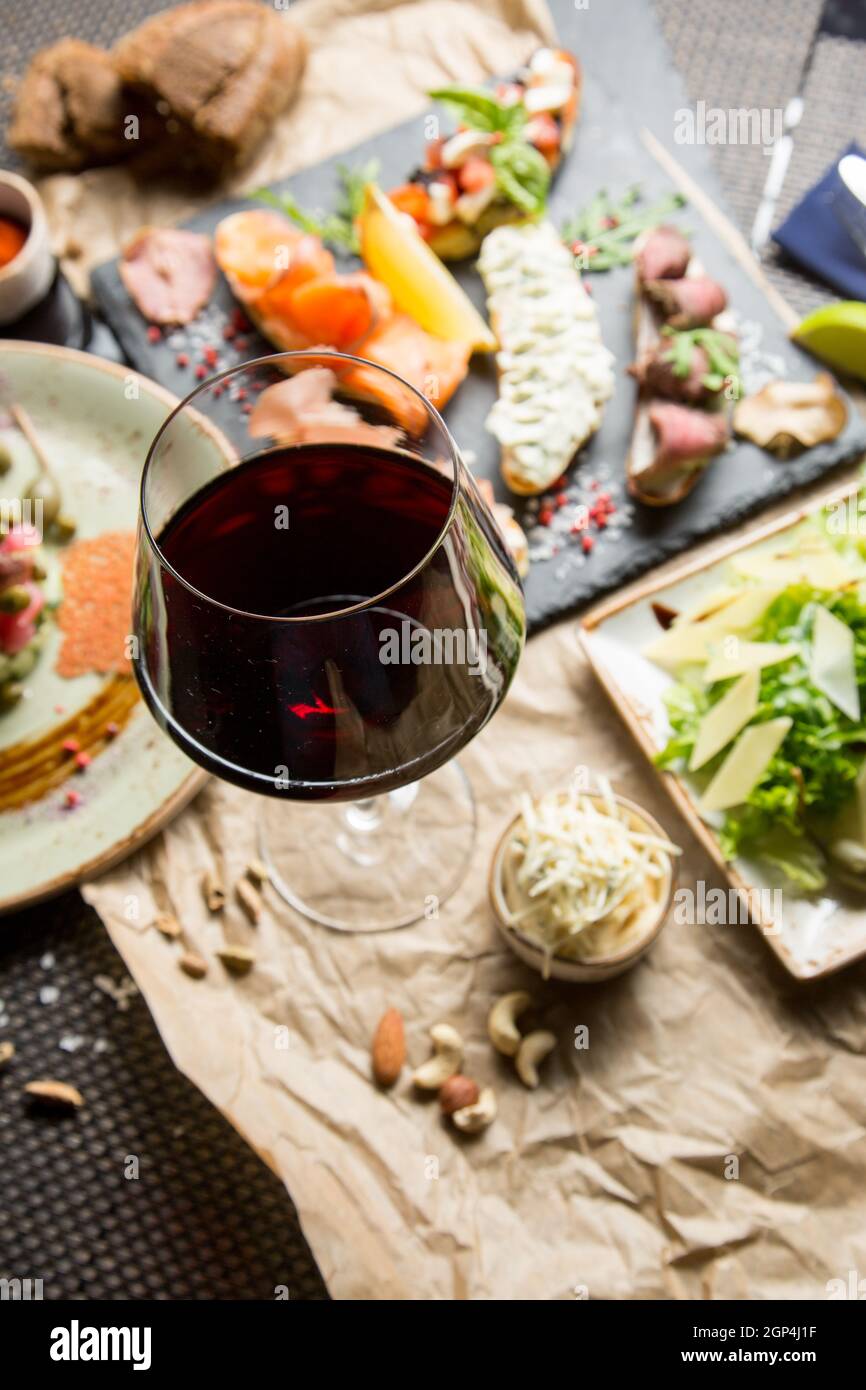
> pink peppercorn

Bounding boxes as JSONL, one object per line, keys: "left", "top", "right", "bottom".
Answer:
{"left": 176, "top": 353, "right": 189, "bottom": 368}
{"left": 65, "top": 789, "right": 82, "bottom": 809}
{"left": 62, "top": 737, "right": 80, "bottom": 754}
{"left": 75, "top": 751, "right": 92, "bottom": 771}
{"left": 195, "top": 365, "right": 207, "bottom": 380}
{"left": 146, "top": 325, "right": 161, "bottom": 343}
{"left": 581, "top": 534, "right": 594, "bottom": 553}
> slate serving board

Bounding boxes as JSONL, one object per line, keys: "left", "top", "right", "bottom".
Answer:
{"left": 91, "top": 6, "right": 866, "bottom": 635}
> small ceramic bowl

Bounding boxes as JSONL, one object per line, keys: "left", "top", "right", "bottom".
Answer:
{"left": 489, "top": 791, "right": 678, "bottom": 982}
{"left": 0, "top": 171, "right": 55, "bottom": 325}
{"left": 834, "top": 154, "right": 866, "bottom": 262}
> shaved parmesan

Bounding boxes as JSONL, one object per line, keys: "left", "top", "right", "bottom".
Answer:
{"left": 677, "top": 586, "right": 740, "bottom": 625}
{"left": 730, "top": 546, "right": 856, "bottom": 591}
{"left": 827, "top": 763, "right": 866, "bottom": 863}
{"left": 696, "top": 585, "right": 781, "bottom": 635}
{"left": 644, "top": 586, "right": 779, "bottom": 670}
{"left": 699, "top": 717, "right": 792, "bottom": 813}
{"left": 703, "top": 640, "right": 798, "bottom": 684}
{"left": 689, "top": 670, "right": 760, "bottom": 771}
{"left": 643, "top": 622, "right": 714, "bottom": 670}
{"left": 810, "top": 605, "right": 860, "bottom": 721}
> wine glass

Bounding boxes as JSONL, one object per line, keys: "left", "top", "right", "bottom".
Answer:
{"left": 134, "top": 351, "right": 525, "bottom": 930}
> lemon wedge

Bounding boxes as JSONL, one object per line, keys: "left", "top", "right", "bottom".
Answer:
{"left": 791, "top": 301, "right": 866, "bottom": 383}
{"left": 357, "top": 184, "right": 496, "bottom": 352}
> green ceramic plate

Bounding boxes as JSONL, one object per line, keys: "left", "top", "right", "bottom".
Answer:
{"left": 0, "top": 342, "right": 207, "bottom": 914}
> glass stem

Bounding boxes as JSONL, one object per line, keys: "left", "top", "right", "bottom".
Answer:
{"left": 336, "top": 784, "right": 420, "bottom": 867}
{"left": 338, "top": 797, "right": 386, "bottom": 866}
{"left": 344, "top": 797, "right": 384, "bottom": 833}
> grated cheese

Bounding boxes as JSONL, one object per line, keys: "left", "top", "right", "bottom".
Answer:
{"left": 500, "top": 779, "right": 680, "bottom": 975}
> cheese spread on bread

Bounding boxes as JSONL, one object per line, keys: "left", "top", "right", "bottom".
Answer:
{"left": 478, "top": 221, "right": 615, "bottom": 494}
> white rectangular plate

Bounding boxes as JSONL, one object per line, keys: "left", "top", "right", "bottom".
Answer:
{"left": 579, "top": 477, "right": 866, "bottom": 980}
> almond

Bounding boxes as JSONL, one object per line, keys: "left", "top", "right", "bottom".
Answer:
{"left": 246, "top": 858, "right": 270, "bottom": 886}
{"left": 154, "top": 912, "right": 182, "bottom": 939}
{"left": 202, "top": 870, "right": 225, "bottom": 913}
{"left": 217, "top": 946, "right": 256, "bottom": 976}
{"left": 439, "top": 1074, "right": 480, "bottom": 1115}
{"left": 371, "top": 1008, "right": 405, "bottom": 1087}
{"left": 179, "top": 950, "right": 208, "bottom": 980}
{"left": 24, "top": 1079, "right": 84, "bottom": 1111}
{"left": 236, "top": 879, "right": 262, "bottom": 924}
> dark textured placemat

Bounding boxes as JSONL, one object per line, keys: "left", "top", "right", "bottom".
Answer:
{"left": 0, "top": 892, "right": 328, "bottom": 1300}
{"left": 655, "top": 0, "right": 866, "bottom": 319}
{"left": 0, "top": 0, "right": 862, "bottom": 1303}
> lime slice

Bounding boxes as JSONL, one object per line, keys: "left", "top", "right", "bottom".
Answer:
{"left": 791, "top": 301, "right": 866, "bottom": 383}
{"left": 357, "top": 185, "right": 496, "bottom": 352}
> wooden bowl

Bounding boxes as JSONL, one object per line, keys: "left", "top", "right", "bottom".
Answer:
{"left": 488, "top": 791, "right": 677, "bottom": 982}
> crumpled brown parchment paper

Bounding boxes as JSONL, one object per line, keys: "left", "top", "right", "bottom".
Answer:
{"left": 36, "top": 0, "right": 556, "bottom": 297}
{"left": 63, "top": 0, "right": 866, "bottom": 1300}
{"left": 84, "top": 607, "right": 866, "bottom": 1301}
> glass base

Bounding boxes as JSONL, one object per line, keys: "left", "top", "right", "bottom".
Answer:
{"left": 259, "top": 761, "right": 476, "bottom": 932}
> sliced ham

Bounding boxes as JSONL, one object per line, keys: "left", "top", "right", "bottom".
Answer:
{"left": 634, "top": 224, "right": 691, "bottom": 283}
{"left": 644, "top": 276, "right": 728, "bottom": 330}
{"left": 120, "top": 227, "right": 217, "bottom": 325}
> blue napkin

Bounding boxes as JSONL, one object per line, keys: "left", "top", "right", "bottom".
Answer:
{"left": 773, "top": 141, "right": 866, "bottom": 300}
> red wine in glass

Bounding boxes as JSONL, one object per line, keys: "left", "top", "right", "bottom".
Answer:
{"left": 134, "top": 352, "right": 525, "bottom": 929}
{"left": 144, "top": 440, "right": 520, "bottom": 800}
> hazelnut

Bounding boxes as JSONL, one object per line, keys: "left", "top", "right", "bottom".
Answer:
{"left": 439, "top": 1074, "right": 480, "bottom": 1115}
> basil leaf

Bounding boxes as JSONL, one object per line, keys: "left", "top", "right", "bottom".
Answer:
{"left": 490, "top": 140, "right": 550, "bottom": 214}
{"left": 428, "top": 87, "right": 526, "bottom": 137}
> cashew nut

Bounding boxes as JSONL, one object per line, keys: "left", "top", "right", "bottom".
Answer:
{"left": 452, "top": 1085, "right": 497, "bottom": 1133}
{"left": 515, "top": 1030, "right": 556, "bottom": 1089}
{"left": 488, "top": 991, "right": 534, "bottom": 1056}
{"left": 412, "top": 1023, "right": 463, "bottom": 1090}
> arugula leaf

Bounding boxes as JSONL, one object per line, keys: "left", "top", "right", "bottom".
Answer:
{"left": 490, "top": 140, "right": 550, "bottom": 215}
{"left": 254, "top": 158, "right": 380, "bottom": 255}
{"left": 427, "top": 87, "right": 527, "bottom": 138}
{"left": 561, "top": 187, "right": 687, "bottom": 271}
{"left": 660, "top": 327, "right": 739, "bottom": 386}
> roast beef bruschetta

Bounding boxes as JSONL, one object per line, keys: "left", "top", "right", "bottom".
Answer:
{"left": 627, "top": 225, "right": 735, "bottom": 506}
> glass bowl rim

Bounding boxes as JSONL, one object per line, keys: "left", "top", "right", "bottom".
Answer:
{"left": 138, "top": 348, "right": 466, "bottom": 625}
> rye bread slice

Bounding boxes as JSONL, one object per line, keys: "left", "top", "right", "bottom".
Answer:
{"left": 113, "top": 1, "right": 306, "bottom": 177}
{"left": 9, "top": 38, "right": 128, "bottom": 172}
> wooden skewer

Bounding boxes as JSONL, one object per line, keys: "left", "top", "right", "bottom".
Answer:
{"left": 10, "top": 401, "right": 62, "bottom": 526}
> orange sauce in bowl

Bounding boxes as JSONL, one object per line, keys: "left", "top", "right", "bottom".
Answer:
{"left": 0, "top": 216, "right": 28, "bottom": 269}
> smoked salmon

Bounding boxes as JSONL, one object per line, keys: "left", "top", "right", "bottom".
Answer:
{"left": 214, "top": 209, "right": 470, "bottom": 433}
